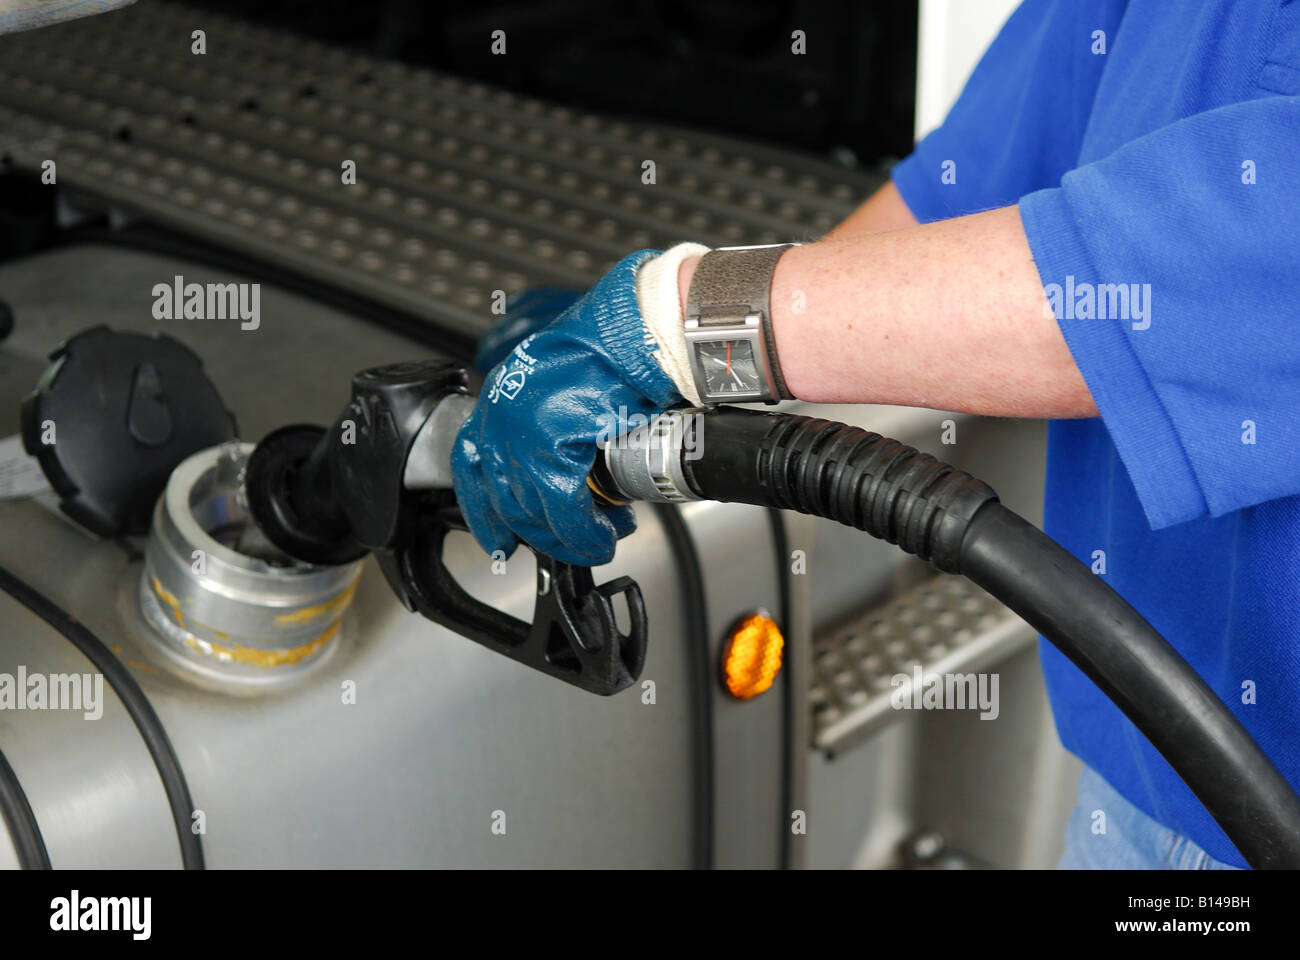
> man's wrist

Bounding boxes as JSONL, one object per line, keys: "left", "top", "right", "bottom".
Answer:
{"left": 682, "top": 244, "right": 798, "bottom": 403}
{"left": 768, "top": 242, "right": 802, "bottom": 399}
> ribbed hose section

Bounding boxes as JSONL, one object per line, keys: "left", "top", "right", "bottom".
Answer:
{"left": 684, "top": 408, "right": 998, "bottom": 572}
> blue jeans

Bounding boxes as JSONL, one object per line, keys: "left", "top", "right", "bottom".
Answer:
{"left": 1057, "top": 765, "right": 1241, "bottom": 870}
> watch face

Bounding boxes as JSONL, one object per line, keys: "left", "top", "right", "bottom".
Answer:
{"left": 696, "top": 339, "right": 761, "bottom": 397}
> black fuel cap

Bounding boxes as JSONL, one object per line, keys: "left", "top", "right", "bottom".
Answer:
{"left": 20, "top": 326, "right": 237, "bottom": 537}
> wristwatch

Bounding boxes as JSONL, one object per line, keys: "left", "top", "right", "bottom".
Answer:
{"left": 684, "top": 243, "right": 796, "bottom": 405}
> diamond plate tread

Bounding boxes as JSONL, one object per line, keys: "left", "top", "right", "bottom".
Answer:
{"left": 810, "top": 575, "right": 1036, "bottom": 757}
{"left": 0, "top": 0, "right": 880, "bottom": 342}
{"left": 124, "top": 1, "right": 869, "bottom": 214}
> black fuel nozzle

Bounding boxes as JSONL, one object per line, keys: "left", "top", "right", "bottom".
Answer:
{"left": 242, "top": 359, "right": 648, "bottom": 696}
{"left": 244, "top": 360, "right": 469, "bottom": 566}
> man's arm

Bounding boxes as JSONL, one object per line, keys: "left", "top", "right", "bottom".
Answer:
{"left": 823, "top": 180, "right": 919, "bottom": 239}
{"left": 705, "top": 0, "right": 1117, "bottom": 419}
{"left": 678, "top": 204, "right": 1098, "bottom": 419}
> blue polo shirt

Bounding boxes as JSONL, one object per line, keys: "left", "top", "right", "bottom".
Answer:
{"left": 891, "top": 0, "right": 1300, "bottom": 868}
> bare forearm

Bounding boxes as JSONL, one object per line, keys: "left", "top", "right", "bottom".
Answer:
{"left": 823, "top": 179, "right": 918, "bottom": 238}
{"left": 678, "top": 205, "right": 1098, "bottom": 419}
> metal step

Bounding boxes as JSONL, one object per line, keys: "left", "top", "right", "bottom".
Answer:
{"left": 0, "top": 0, "right": 879, "bottom": 343}
{"left": 811, "top": 575, "right": 1036, "bottom": 757}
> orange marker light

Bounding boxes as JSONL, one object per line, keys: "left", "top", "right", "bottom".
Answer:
{"left": 722, "top": 611, "right": 784, "bottom": 700}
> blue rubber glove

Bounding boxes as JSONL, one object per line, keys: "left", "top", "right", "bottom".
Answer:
{"left": 473, "top": 287, "right": 582, "bottom": 374}
{"left": 452, "top": 250, "right": 681, "bottom": 567}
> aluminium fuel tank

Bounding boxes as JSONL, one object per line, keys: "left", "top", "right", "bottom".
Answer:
{"left": 0, "top": 243, "right": 793, "bottom": 868}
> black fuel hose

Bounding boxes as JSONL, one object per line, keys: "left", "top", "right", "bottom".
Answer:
{"left": 0, "top": 745, "right": 50, "bottom": 869}
{"left": 674, "top": 407, "right": 1300, "bottom": 869}
{"left": 652, "top": 504, "right": 715, "bottom": 870}
{"left": 0, "top": 565, "right": 205, "bottom": 870}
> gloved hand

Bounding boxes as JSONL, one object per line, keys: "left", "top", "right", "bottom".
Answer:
{"left": 452, "top": 244, "right": 707, "bottom": 567}
{"left": 473, "top": 287, "right": 582, "bottom": 374}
